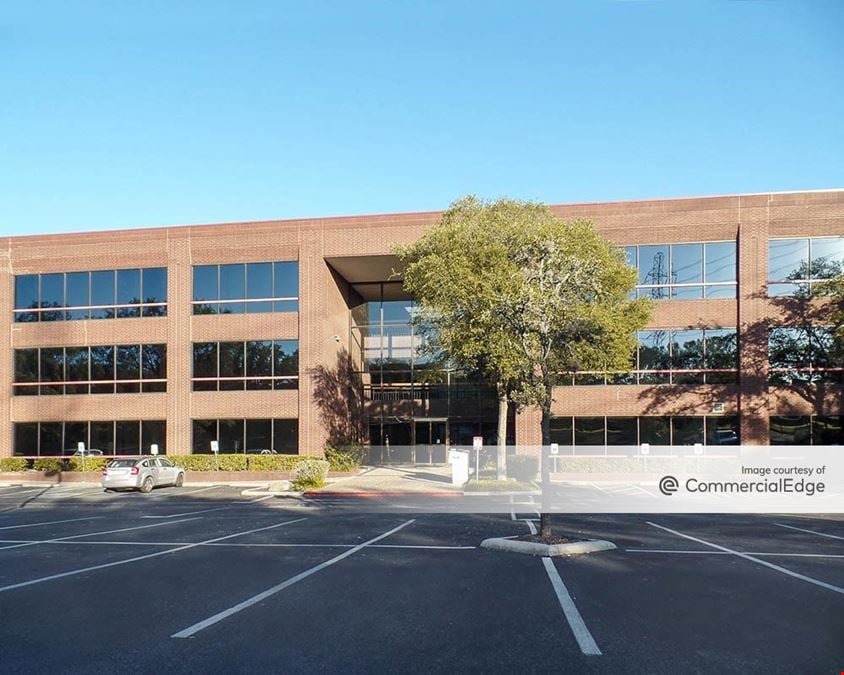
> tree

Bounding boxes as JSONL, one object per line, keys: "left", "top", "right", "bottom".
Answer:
{"left": 396, "top": 196, "right": 652, "bottom": 539}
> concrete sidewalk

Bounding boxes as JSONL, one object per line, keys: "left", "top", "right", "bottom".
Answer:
{"left": 308, "top": 465, "right": 460, "bottom": 495}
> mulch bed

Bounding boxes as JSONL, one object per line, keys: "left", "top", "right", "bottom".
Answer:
{"left": 513, "top": 534, "right": 585, "bottom": 545}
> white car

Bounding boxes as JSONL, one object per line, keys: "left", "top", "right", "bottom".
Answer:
{"left": 101, "top": 457, "right": 185, "bottom": 493}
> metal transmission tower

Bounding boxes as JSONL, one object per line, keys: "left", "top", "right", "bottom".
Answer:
{"left": 644, "top": 251, "right": 676, "bottom": 299}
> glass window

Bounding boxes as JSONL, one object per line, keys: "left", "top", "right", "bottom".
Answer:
{"left": 219, "top": 264, "right": 245, "bottom": 314}
{"left": 40, "top": 422, "right": 63, "bottom": 456}
{"left": 90, "top": 421, "right": 114, "bottom": 453}
{"left": 247, "top": 263, "right": 273, "bottom": 312}
{"left": 246, "top": 419, "right": 272, "bottom": 451}
{"left": 141, "top": 344, "right": 166, "bottom": 392}
{"left": 273, "top": 419, "right": 299, "bottom": 454}
{"left": 219, "top": 418, "right": 244, "bottom": 453}
{"left": 40, "top": 273, "right": 65, "bottom": 321}
{"left": 90, "top": 346, "right": 115, "bottom": 393}
{"left": 638, "top": 245, "right": 670, "bottom": 289}
{"left": 116, "top": 345, "right": 140, "bottom": 393}
{"left": 65, "top": 347, "right": 90, "bottom": 394}
{"left": 40, "top": 348, "right": 64, "bottom": 394}
{"left": 704, "top": 329, "right": 737, "bottom": 384}
{"left": 812, "top": 415, "right": 842, "bottom": 445}
{"left": 193, "top": 265, "right": 218, "bottom": 305}
{"left": 549, "top": 417, "right": 573, "bottom": 446}
{"left": 192, "top": 420, "right": 216, "bottom": 454}
{"left": 14, "top": 423, "right": 38, "bottom": 456}
{"left": 623, "top": 246, "right": 637, "bottom": 268}
{"left": 671, "top": 244, "right": 702, "bottom": 285}
{"left": 246, "top": 341, "right": 272, "bottom": 390}
{"left": 704, "top": 284, "right": 737, "bottom": 299}
{"left": 704, "top": 242, "right": 736, "bottom": 283}
{"left": 14, "top": 349, "right": 38, "bottom": 383}
{"left": 141, "top": 421, "right": 166, "bottom": 455}
{"left": 672, "top": 417, "right": 704, "bottom": 445}
{"left": 115, "top": 421, "right": 140, "bottom": 454}
{"left": 706, "top": 417, "right": 740, "bottom": 445}
{"left": 574, "top": 417, "right": 604, "bottom": 445}
{"left": 91, "top": 270, "right": 116, "bottom": 319}
{"left": 640, "top": 417, "right": 670, "bottom": 446}
{"left": 66, "top": 272, "right": 90, "bottom": 320}
{"left": 64, "top": 422, "right": 88, "bottom": 453}
{"left": 219, "top": 342, "right": 245, "bottom": 390}
{"left": 274, "top": 340, "right": 299, "bottom": 389}
{"left": 274, "top": 261, "right": 298, "bottom": 298}
{"left": 606, "top": 417, "right": 637, "bottom": 445}
{"left": 116, "top": 269, "right": 141, "bottom": 318}
{"left": 769, "top": 239, "right": 809, "bottom": 281}
{"left": 770, "top": 416, "right": 811, "bottom": 445}
{"left": 810, "top": 237, "right": 844, "bottom": 280}
{"left": 141, "top": 268, "right": 167, "bottom": 316}
{"left": 15, "top": 275, "right": 39, "bottom": 311}
{"left": 671, "top": 330, "right": 704, "bottom": 384}
{"left": 638, "top": 330, "right": 670, "bottom": 384}
{"left": 193, "top": 343, "right": 218, "bottom": 391}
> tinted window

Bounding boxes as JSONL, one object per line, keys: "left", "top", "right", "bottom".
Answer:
{"left": 219, "top": 342, "right": 244, "bottom": 390}
{"left": 14, "top": 423, "right": 38, "bottom": 456}
{"left": 91, "top": 421, "right": 114, "bottom": 452}
{"left": 672, "top": 417, "right": 704, "bottom": 445}
{"left": 40, "top": 273, "right": 64, "bottom": 308}
{"left": 193, "top": 343, "right": 218, "bottom": 391}
{"left": 91, "top": 270, "right": 116, "bottom": 318}
{"left": 638, "top": 245, "right": 670, "bottom": 287}
{"left": 219, "top": 264, "right": 245, "bottom": 300}
{"left": 66, "top": 272, "right": 90, "bottom": 320}
{"left": 192, "top": 420, "right": 216, "bottom": 454}
{"left": 116, "top": 421, "right": 140, "bottom": 454}
{"left": 193, "top": 265, "right": 218, "bottom": 302}
{"left": 671, "top": 244, "right": 702, "bottom": 284}
{"left": 769, "top": 239, "right": 809, "bottom": 281}
{"left": 141, "top": 344, "right": 166, "bottom": 392}
{"left": 40, "top": 349, "right": 64, "bottom": 394}
{"left": 810, "top": 237, "right": 844, "bottom": 279}
{"left": 640, "top": 417, "right": 670, "bottom": 445}
{"left": 246, "top": 341, "right": 272, "bottom": 390}
{"left": 671, "top": 330, "right": 704, "bottom": 384}
{"left": 65, "top": 347, "right": 90, "bottom": 394}
{"left": 15, "top": 275, "right": 38, "bottom": 310}
{"left": 770, "top": 416, "right": 811, "bottom": 445}
{"left": 274, "top": 262, "right": 298, "bottom": 298}
{"left": 141, "top": 420, "right": 166, "bottom": 454}
{"left": 704, "top": 242, "right": 736, "bottom": 283}
{"left": 549, "top": 417, "right": 573, "bottom": 446}
{"left": 574, "top": 417, "right": 604, "bottom": 445}
{"left": 247, "top": 263, "right": 273, "bottom": 312}
{"left": 219, "top": 418, "right": 244, "bottom": 453}
{"left": 142, "top": 268, "right": 167, "bottom": 303}
{"left": 116, "top": 345, "right": 140, "bottom": 393}
{"left": 14, "top": 349, "right": 38, "bottom": 383}
{"left": 116, "top": 269, "right": 141, "bottom": 317}
{"left": 273, "top": 419, "right": 298, "bottom": 453}
{"left": 246, "top": 419, "right": 272, "bottom": 451}
{"left": 40, "top": 422, "right": 63, "bottom": 456}
{"left": 606, "top": 417, "right": 637, "bottom": 445}
{"left": 638, "top": 331, "right": 669, "bottom": 384}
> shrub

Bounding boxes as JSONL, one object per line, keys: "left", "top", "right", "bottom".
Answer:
{"left": 507, "top": 455, "right": 539, "bottom": 482}
{"left": 324, "top": 444, "right": 364, "bottom": 472}
{"left": 217, "top": 454, "right": 247, "bottom": 471}
{"left": 169, "top": 455, "right": 217, "bottom": 471}
{"left": 67, "top": 457, "right": 108, "bottom": 472}
{"left": 0, "top": 457, "right": 28, "bottom": 472}
{"left": 247, "top": 455, "right": 303, "bottom": 472}
{"left": 33, "top": 458, "right": 64, "bottom": 473}
{"left": 291, "top": 459, "right": 330, "bottom": 490}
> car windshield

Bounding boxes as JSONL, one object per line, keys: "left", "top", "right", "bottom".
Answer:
{"left": 108, "top": 459, "right": 138, "bottom": 468}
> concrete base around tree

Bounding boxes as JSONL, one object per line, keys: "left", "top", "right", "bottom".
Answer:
{"left": 480, "top": 536, "right": 616, "bottom": 557}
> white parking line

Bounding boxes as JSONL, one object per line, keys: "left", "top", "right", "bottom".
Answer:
{"left": 171, "top": 519, "right": 415, "bottom": 638}
{"left": 774, "top": 522, "right": 844, "bottom": 541}
{"left": 523, "top": 519, "right": 602, "bottom": 656}
{"left": 0, "top": 518, "right": 306, "bottom": 593}
{"left": 0, "top": 539, "right": 475, "bottom": 550}
{"left": 626, "top": 549, "right": 844, "bottom": 559}
{"left": 0, "top": 518, "right": 202, "bottom": 551}
{"left": 647, "top": 521, "right": 844, "bottom": 596}
{"left": 143, "top": 507, "right": 233, "bottom": 518}
{"left": 0, "top": 516, "right": 102, "bottom": 531}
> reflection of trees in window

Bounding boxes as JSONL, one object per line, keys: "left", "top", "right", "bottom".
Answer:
{"left": 768, "top": 326, "right": 840, "bottom": 384}
{"left": 769, "top": 237, "right": 844, "bottom": 296}
{"left": 219, "top": 342, "right": 245, "bottom": 390}
{"left": 193, "top": 343, "right": 218, "bottom": 391}
{"left": 117, "top": 345, "right": 140, "bottom": 393}
{"left": 192, "top": 262, "right": 299, "bottom": 314}
{"left": 90, "top": 346, "right": 115, "bottom": 394}
{"left": 141, "top": 344, "right": 166, "bottom": 392}
{"left": 65, "top": 347, "right": 90, "bottom": 394}
{"left": 246, "top": 341, "right": 273, "bottom": 390}
{"left": 638, "top": 330, "right": 670, "bottom": 383}
{"left": 40, "top": 348, "right": 64, "bottom": 394}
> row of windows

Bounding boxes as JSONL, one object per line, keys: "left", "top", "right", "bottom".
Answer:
{"left": 770, "top": 415, "right": 843, "bottom": 445}
{"left": 193, "top": 341, "right": 299, "bottom": 391}
{"left": 193, "top": 262, "right": 298, "bottom": 314}
{"left": 768, "top": 327, "right": 843, "bottom": 384}
{"left": 14, "top": 268, "right": 167, "bottom": 322}
{"left": 768, "top": 236, "right": 844, "bottom": 296}
{"left": 14, "top": 421, "right": 167, "bottom": 456}
{"left": 623, "top": 242, "right": 737, "bottom": 299}
{"left": 191, "top": 419, "right": 298, "bottom": 454}
{"left": 557, "top": 328, "right": 738, "bottom": 386}
{"left": 13, "top": 345, "right": 166, "bottom": 395}
{"left": 550, "top": 416, "right": 740, "bottom": 447}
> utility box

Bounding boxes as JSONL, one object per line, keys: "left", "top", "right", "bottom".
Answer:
{"left": 448, "top": 449, "right": 469, "bottom": 486}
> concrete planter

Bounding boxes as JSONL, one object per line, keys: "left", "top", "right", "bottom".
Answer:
{"left": 481, "top": 537, "right": 616, "bottom": 557}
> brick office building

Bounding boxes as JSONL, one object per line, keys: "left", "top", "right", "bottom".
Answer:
{"left": 2, "top": 189, "right": 842, "bottom": 461}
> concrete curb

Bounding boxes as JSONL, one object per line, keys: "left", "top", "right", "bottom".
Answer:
{"left": 480, "top": 537, "right": 616, "bottom": 557}
{"left": 462, "top": 491, "right": 542, "bottom": 497}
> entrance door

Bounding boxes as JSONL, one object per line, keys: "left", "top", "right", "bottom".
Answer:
{"left": 414, "top": 419, "right": 447, "bottom": 464}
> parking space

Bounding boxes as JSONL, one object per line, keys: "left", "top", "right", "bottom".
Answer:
{"left": 0, "top": 490, "right": 840, "bottom": 673}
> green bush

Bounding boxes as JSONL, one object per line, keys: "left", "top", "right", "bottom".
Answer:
{"left": 507, "top": 455, "right": 539, "bottom": 481}
{"left": 217, "top": 454, "right": 247, "bottom": 471}
{"left": 33, "top": 458, "right": 64, "bottom": 473}
{"left": 324, "top": 444, "right": 364, "bottom": 472}
{"left": 0, "top": 457, "right": 29, "bottom": 472}
{"left": 169, "top": 455, "right": 217, "bottom": 471}
{"left": 291, "top": 459, "right": 330, "bottom": 490}
{"left": 67, "top": 457, "right": 108, "bottom": 472}
{"left": 247, "top": 455, "right": 304, "bottom": 472}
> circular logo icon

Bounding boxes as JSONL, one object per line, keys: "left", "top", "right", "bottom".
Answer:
{"left": 659, "top": 475, "right": 679, "bottom": 496}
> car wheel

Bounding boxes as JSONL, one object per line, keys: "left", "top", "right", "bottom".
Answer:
{"left": 140, "top": 476, "right": 154, "bottom": 494}
{"left": 174, "top": 473, "right": 185, "bottom": 487}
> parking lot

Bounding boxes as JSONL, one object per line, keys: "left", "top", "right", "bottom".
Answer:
{"left": 0, "top": 484, "right": 841, "bottom": 674}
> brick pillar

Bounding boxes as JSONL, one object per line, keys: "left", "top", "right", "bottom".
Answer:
{"left": 168, "top": 232, "right": 193, "bottom": 455}
{"left": 0, "top": 244, "right": 11, "bottom": 457}
{"left": 737, "top": 198, "right": 770, "bottom": 445}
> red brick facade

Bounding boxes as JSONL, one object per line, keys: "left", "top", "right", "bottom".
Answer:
{"left": 1, "top": 189, "right": 841, "bottom": 457}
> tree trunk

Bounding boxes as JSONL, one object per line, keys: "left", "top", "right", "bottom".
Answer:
{"left": 539, "top": 380, "right": 553, "bottom": 540}
{"left": 496, "top": 383, "right": 508, "bottom": 480}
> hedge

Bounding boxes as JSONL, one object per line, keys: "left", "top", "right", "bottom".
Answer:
{"left": 166, "top": 454, "right": 350, "bottom": 472}
{"left": 0, "top": 457, "right": 28, "bottom": 472}
{"left": 507, "top": 455, "right": 539, "bottom": 481}
{"left": 292, "top": 459, "right": 330, "bottom": 490}
{"left": 33, "top": 458, "right": 64, "bottom": 473}
{"left": 66, "top": 457, "right": 109, "bottom": 472}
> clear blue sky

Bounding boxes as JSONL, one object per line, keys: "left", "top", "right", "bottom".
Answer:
{"left": 1, "top": 1, "right": 842, "bottom": 235}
